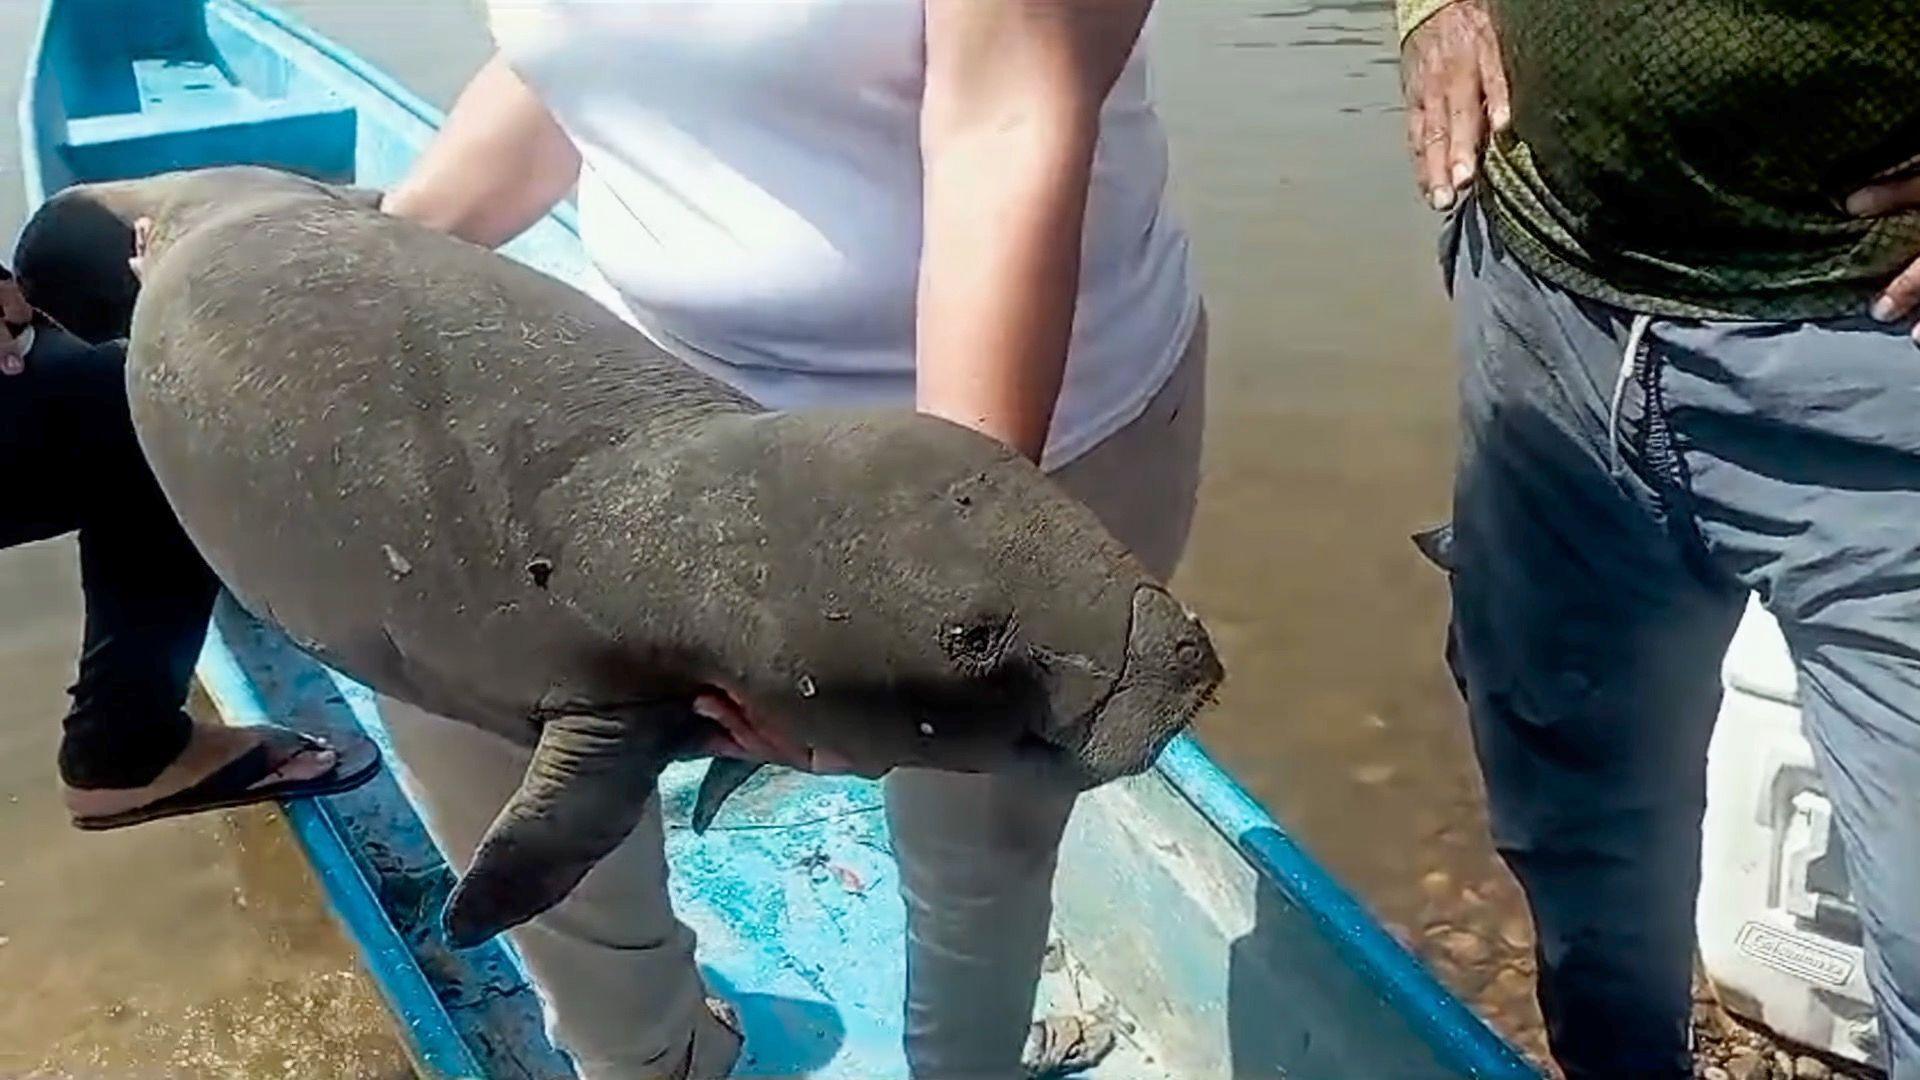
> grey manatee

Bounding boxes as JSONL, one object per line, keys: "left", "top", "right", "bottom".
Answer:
{"left": 14, "top": 165, "right": 1225, "bottom": 948}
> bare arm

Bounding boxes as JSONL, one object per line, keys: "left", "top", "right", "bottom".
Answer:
{"left": 914, "top": 0, "right": 1155, "bottom": 463}
{"left": 380, "top": 54, "right": 582, "bottom": 248}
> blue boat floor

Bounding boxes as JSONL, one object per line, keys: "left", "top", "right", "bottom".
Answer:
{"left": 649, "top": 762, "right": 1177, "bottom": 1078}
{"left": 316, "top": 672, "right": 1174, "bottom": 1078}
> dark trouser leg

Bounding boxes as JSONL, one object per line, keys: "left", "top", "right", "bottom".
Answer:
{"left": 0, "top": 327, "right": 213, "bottom": 788}
{"left": 1440, "top": 201, "right": 1744, "bottom": 1078}
{"left": 1660, "top": 316, "right": 1920, "bottom": 1078}
{"left": 61, "top": 481, "right": 217, "bottom": 788}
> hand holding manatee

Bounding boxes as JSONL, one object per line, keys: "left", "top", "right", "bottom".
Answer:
{"left": 14, "top": 164, "right": 1224, "bottom": 949}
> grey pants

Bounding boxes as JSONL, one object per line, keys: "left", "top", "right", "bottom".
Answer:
{"left": 1436, "top": 198, "right": 1920, "bottom": 1079}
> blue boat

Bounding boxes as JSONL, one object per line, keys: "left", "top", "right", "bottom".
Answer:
{"left": 17, "top": 2, "right": 1540, "bottom": 1076}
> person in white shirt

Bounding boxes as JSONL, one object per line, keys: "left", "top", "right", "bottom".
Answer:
{"left": 378, "top": 2, "right": 1206, "bottom": 1076}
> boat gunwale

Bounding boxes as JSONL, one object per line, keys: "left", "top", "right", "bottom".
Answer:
{"left": 16, "top": 0, "right": 51, "bottom": 215}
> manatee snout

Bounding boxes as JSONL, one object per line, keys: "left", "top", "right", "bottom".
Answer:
{"left": 1044, "top": 583, "right": 1222, "bottom": 788}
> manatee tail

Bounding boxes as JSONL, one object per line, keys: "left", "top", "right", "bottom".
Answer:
{"left": 442, "top": 711, "right": 674, "bottom": 948}
{"left": 691, "top": 759, "right": 766, "bottom": 833}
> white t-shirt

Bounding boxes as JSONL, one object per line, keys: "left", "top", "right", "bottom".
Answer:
{"left": 487, "top": 0, "right": 1200, "bottom": 470}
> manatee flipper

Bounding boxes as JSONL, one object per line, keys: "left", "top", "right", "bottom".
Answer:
{"left": 442, "top": 711, "right": 674, "bottom": 948}
{"left": 691, "top": 758, "right": 767, "bottom": 834}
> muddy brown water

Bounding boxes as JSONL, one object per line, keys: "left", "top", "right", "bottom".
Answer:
{"left": 0, "top": 0, "right": 1556, "bottom": 1073}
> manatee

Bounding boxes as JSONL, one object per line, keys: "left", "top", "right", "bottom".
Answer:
{"left": 14, "top": 165, "right": 1225, "bottom": 948}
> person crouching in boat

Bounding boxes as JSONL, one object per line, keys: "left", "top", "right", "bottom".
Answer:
{"left": 0, "top": 261, "right": 380, "bottom": 832}
{"left": 370, "top": 1, "right": 1207, "bottom": 1077}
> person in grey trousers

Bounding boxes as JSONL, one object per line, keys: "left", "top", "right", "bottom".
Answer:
{"left": 1397, "top": 0, "right": 1920, "bottom": 1076}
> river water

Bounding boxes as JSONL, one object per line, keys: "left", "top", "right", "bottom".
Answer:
{"left": 0, "top": 0, "right": 1553, "bottom": 1073}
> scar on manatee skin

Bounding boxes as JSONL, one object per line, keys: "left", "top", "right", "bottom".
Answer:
{"left": 382, "top": 544, "right": 413, "bottom": 578}
{"left": 527, "top": 557, "right": 555, "bottom": 589}
{"left": 1027, "top": 643, "right": 1116, "bottom": 681}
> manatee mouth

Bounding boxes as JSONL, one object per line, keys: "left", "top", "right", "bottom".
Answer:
{"left": 1040, "top": 584, "right": 1223, "bottom": 790}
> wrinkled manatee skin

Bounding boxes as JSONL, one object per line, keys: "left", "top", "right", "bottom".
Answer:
{"left": 16, "top": 166, "right": 1227, "bottom": 947}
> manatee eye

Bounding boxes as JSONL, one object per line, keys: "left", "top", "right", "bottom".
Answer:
{"left": 942, "top": 612, "right": 1015, "bottom": 675}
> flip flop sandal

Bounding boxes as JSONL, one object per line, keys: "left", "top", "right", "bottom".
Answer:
{"left": 70, "top": 724, "right": 382, "bottom": 831}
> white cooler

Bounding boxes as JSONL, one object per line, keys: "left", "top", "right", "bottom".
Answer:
{"left": 1698, "top": 595, "right": 1881, "bottom": 1066}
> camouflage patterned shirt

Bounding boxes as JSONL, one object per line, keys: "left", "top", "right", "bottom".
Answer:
{"left": 1399, "top": 0, "right": 1920, "bottom": 319}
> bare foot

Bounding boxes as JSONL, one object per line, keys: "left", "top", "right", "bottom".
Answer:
{"left": 63, "top": 720, "right": 337, "bottom": 821}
